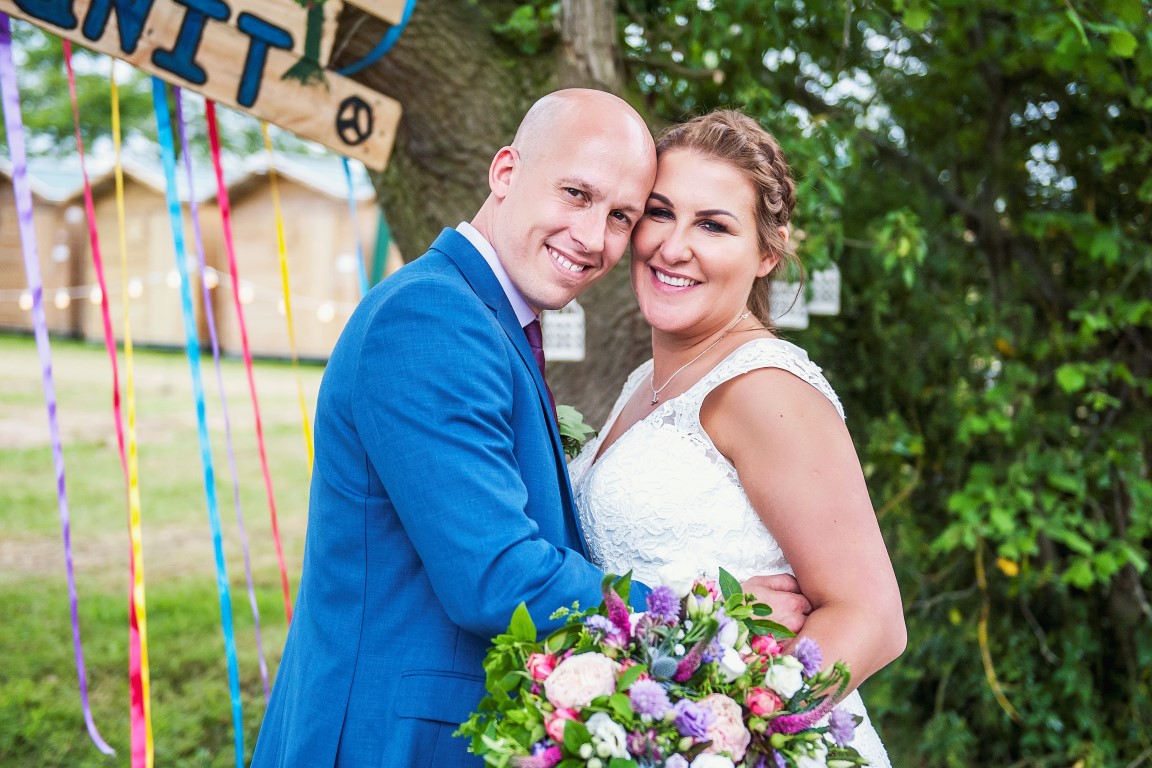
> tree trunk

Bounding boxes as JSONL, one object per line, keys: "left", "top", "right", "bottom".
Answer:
{"left": 332, "top": 0, "right": 651, "bottom": 425}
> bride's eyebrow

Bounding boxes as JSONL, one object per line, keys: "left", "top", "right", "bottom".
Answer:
{"left": 696, "top": 208, "right": 740, "bottom": 222}
{"left": 647, "top": 192, "right": 673, "bottom": 206}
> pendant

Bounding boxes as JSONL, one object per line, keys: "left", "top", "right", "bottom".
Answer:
{"left": 650, "top": 393, "right": 660, "bottom": 405}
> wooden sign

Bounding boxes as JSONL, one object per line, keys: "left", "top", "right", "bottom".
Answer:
{"left": 0, "top": 0, "right": 405, "bottom": 170}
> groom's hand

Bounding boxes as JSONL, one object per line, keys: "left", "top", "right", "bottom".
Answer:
{"left": 741, "top": 574, "right": 811, "bottom": 636}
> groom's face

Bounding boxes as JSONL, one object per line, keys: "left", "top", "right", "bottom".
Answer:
{"left": 489, "top": 118, "right": 656, "bottom": 314}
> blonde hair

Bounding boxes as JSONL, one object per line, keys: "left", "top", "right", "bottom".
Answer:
{"left": 655, "top": 110, "right": 800, "bottom": 327}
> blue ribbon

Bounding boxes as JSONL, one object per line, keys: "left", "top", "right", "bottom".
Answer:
{"left": 335, "top": 0, "right": 417, "bottom": 76}
{"left": 341, "top": 157, "right": 370, "bottom": 296}
{"left": 151, "top": 77, "right": 244, "bottom": 766}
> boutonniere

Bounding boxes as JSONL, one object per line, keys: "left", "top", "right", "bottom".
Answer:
{"left": 557, "top": 404, "right": 597, "bottom": 460}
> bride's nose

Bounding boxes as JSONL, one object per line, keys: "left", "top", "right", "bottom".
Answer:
{"left": 657, "top": 228, "right": 693, "bottom": 264}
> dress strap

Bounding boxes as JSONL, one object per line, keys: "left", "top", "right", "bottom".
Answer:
{"left": 681, "top": 338, "right": 845, "bottom": 421}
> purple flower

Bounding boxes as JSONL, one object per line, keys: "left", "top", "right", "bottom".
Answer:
{"left": 665, "top": 756, "right": 690, "bottom": 768}
{"left": 626, "top": 728, "right": 662, "bottom": 760}
{"left": 701, "top": 638, "right": 724, "bottom": 664}
{"left": 793, "top": 637, "right": 824, "bottom": 678}
{"left": 772, "top": 750, "right": 787, "bottom": 768}
{"left": 672, "top": 698, "right": 715, "bottom": 739}
{"left": 645, "top": 585, "right": 681, "bottom": 624}
{"left": 828, "top": 707, "right": 857, "bottom": 746}
{"left": 629, "top": 678, "right": 672, "bottom": 718}
{"left": 585, "top": 614, "right": 615, "bottom": 639}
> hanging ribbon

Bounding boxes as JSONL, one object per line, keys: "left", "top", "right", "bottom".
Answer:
{"left": 0, "top": 15, "right": 115, "bottom": 757}
{"left": 151, "top": 78, "right": 244, "bottom": 765}
{"left": 174, "top": 87, "right": 270, "bottom": 701}
{"left": 63, "top": 37, "right": 124, "bottom": 757}
{"left": 370, "top": 211, "right": 392, "bottom": 286}
{"left": 205, "top": 101, "right": 294, "bottom": 625}
{"left": 110, "top": 63, "right": 153, "bottom": 768}
{"left": 261, "top": 121, "right": 314, "bottom": 469}
{"left": 341, "top": 157, "right": 370, "bottom": 297}
{"left": 335, "top": 0, "right": 418, "bottom": 76}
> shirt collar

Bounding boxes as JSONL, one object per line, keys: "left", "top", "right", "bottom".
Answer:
{"left": 456, "top": 221, "right": 538, "bottom": 328}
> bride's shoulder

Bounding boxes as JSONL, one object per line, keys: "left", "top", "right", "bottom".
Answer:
{"left": 713, "top": 337, "right": 845, "bottom": 419}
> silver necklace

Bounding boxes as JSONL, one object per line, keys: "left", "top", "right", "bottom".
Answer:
{"left": 649, "top": 311, "right": 751, "bottom": 405}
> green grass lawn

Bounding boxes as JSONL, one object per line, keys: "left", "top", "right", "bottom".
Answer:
{"left": 0, "top": 333, "right": 321, "bottom": 766}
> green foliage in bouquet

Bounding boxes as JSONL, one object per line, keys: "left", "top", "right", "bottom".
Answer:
{"left": 458, "top": 570, "right": 867, "bottom": 768}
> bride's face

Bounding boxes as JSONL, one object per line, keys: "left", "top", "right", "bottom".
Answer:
{"left": 630, "top": 150, "right": 774, "bottom": 339}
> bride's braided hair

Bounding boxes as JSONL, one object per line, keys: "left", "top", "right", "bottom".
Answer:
{"left": 654, "top": 110, "right": 800, "bottom": 328}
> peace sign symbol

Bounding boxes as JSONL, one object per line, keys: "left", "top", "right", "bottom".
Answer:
{"left": 336, "top": 96, "right": 374, "bottom": 146}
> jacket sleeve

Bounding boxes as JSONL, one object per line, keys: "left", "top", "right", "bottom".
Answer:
{"left": 351, "top": 274, "right": 647, "bottom": 639}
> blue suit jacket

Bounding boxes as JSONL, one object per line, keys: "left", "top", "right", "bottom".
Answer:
{"left": 252, "top": 229, "right": 648, "bottom": 767}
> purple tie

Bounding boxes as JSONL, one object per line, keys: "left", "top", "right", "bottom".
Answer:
{"left": 524, "top": 319, "right": 557, "bottom": 420}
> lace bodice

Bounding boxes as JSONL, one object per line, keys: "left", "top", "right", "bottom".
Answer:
{"left": 570, "top": 338, "right": 891, "bottom": 767}
{"left": 570, "top": 338, "right": 843, "bottom": 586}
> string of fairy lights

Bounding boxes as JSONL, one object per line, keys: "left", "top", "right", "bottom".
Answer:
{"left": 1, "top": 258, "right": 367, "bottom": 322}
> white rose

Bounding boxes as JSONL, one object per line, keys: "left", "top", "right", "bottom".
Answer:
{"left": 764, "top": 655, "right": 805, "bottom": 699}
{"left": 585, "top": 712, "right": 629, "bottom": 759}
{"left": 544, "top": 652, "right": 620, "bottom": 710}
{"left": 658, "top": 563, "right": 697, "bottom": 598}
{"left": 690, "top": 754, "right": 736, "bottom": 768}
{"left": 717, "top": 646, "right": 747, "bottom": 683}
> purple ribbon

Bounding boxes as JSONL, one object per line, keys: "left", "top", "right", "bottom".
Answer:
{"left": 0, "top": 13, "right": 115, "bottom": 756}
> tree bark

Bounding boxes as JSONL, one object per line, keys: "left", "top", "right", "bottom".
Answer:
{"left": 332, "top": 0, "right": 652, "bottom": 425}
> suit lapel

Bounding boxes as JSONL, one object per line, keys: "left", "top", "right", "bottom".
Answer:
{"left": 431, "top": 230, "right": 580, "bottom": 522}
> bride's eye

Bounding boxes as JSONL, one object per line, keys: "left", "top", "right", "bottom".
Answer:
{"left": 646, "top": 207, "right": 673, "bottom": 220}
{"left": 700, "top": 219, "right": 730, "bottom": 234}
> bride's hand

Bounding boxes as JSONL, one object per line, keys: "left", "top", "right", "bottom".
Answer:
{"left": 740, "top": 574, "right": 811, "bottom": 636}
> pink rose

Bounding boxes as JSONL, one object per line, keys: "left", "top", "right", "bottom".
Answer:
{"left": 545, "top": 708, "right": 581, "bottom": 743}
{"left": 697, "top": 694, "right": 751, "bottom": 762}
{"left": 745, "top": 687, "right": 783, "bottom": 717}
{"left": 527, "top": 653, "right": 557, "bottom": 681}
{"left": 751, "top": 634, "right": 784, "bottom": 658}
{"left": 544, "top": 652, "right": 620, "bottom": 710}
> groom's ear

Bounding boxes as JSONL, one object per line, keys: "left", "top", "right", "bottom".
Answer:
{"left": 489, "top": 146, "right": 519, "bottom": 199}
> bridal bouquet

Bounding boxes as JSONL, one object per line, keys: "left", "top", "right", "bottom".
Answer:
{"left": 457, "top": 570, "right": 868, "bottom": 768}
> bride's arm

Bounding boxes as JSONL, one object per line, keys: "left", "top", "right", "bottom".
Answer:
{"left": 702, "top": 367, "right": 906, "bottom": 690}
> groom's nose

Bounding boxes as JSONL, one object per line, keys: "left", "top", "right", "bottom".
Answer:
{"left": 570, "top": 209, "right": 606, "bottom": 256}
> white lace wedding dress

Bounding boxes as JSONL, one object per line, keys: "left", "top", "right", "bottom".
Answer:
{"left": 570, "top": 338, "right": 892, "bottom": 767}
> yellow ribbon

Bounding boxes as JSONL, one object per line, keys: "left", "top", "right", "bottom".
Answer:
{"left": 262, "top": 121, "right": 314, "bottom": 469}
{"left": 112, "top": 67, "right": 153, "bottom": 768}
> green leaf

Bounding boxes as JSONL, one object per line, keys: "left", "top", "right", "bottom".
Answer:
{"left": 718, "top": 567, "right": 742, "bottom": 600}
{"left": 509, "top": 602, "right": 536, "bottom": 642}
{"left": 563, "top": 719, "right": 591, "bottom": 754}
{"left": 903, "top": 6, "right": 931, "bottom": 31}
{"left": 1055, "top": 365, "right": 1087, "bottom": 393}
{"left": 749, "top": 618, "right": 794, "bottom": 638}
{"left": 608, "top": 759, "right": 640, "bottom": 768}
{"left": 616, "top": 663, "right": 648, "bottom": 692}
{"left": 1108, "top": 29, "right": 1138, "bottom": 57}
{"left": 608, "top": 692, "right": 634, "bottom": 719}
